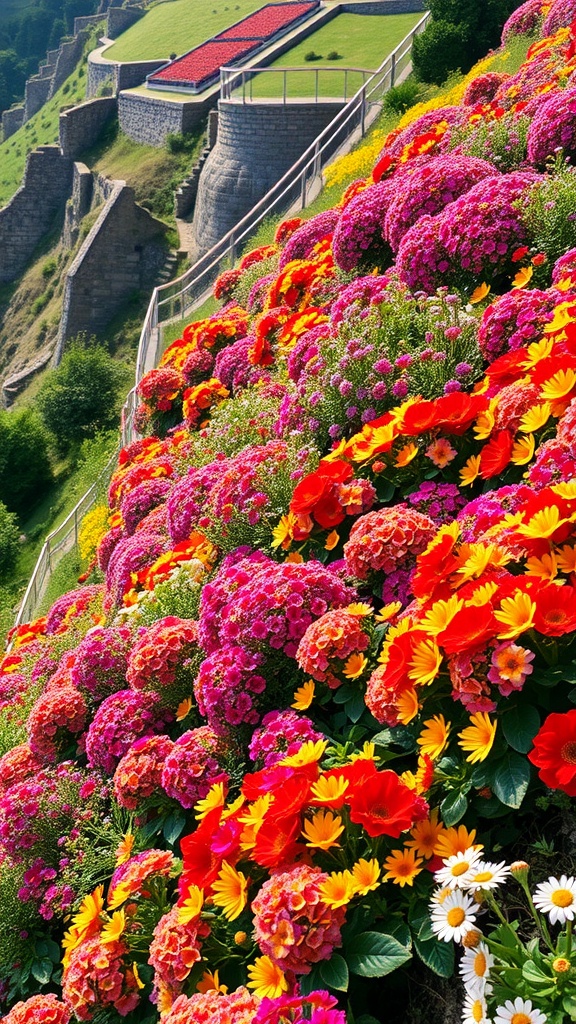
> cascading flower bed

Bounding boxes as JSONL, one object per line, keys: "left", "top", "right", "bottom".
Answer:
{"left": 6, "top": 3, "right": 576, "bottom": 1022}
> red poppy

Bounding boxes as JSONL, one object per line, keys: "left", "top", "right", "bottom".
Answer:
{"left": 290, "top": 473, "right": 331, "bottom": 516}
{"left": 251, "top": 813, "right": 304, "bottom": 869}
{"left": 411, "top": 530, "right": 460, "bottom": 602}
{"left": 533, "top": 583, "right": 576, "bottom": 637}
{"left": 313, "top": 491, "right": 346, "bottom": 529}
{"left": 528, "top": 710, "right": 576, "bottom": 796}
{"left": 484, "top": 348, "right": 529, "bottom": 387}
{"left": 179, "top": 807, "right": 223, "bottom": 892}
{"left": 347, "top": 769, "right": 428, "bottom": 838}
{"left": 479, "top": 430, "right": 514, "bottom": 479}
{"left": 372, "top": 152, "right": 394, "bottom": 183}
{"left": 437, "top": 603, "right": 497, "bottom": 656}
{"left": 401, "top": 393, "right": 488, "bottom": 437}
{"left": 242, "top": 763, "right": 317, "bottom": 801}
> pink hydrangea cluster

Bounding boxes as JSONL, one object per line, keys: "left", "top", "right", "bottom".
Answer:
{"left": 137, "top": 366, "right": 185, "bottom": 412}
{"left": 251, "top": 863, "right": 346, "bottom": 973}
{"left": 161, "top": 726, "right": 225, "bottom": 808}
{"left": 394, "top": 213, "right": 449, "bottom": 294}
{"left": 194, "top": 645, "right": 267, "bottom": 729}
{"left": 329, "top": 274, "right": 392, "bottom": 328}
{"left": 383, "top": 154, "right": 496, "bottom": 252}
{"left": 107, "top": 849, "right": 174, "bottom": 904}
{"left": 492, "top": 381, "right": 541, "bottom": 432}
{"left": 182, "top": 346, "right": 215, "bottom": 384}
{"left": 462, "top": 72, "right": 510, "bottom": 105}
{"left": 279, "top": 209, "right": 339, "bottom": 268}
{"left": 85, "top": 689, "right": 173, "bottom": 774}
{"left": 0, "top": 670, "right": 28, "bottom": 712}
{"left": 127, "top": 616, "right": 199, "bottom": 705}
{"left": 501, "top": 0, "right": 546, "bottom": 41}
{"left": 27, "top": 684, "right": 88, "bottom": 763}
{"left": 71, "top": 625, "right": 132, "bottom": 702}
{"left": 162, "top": 988, "right": 259, "bottom": 1024}
{"left": 527, "top": 437, "right": 576, "bottom": 486}
{"left": 45, "top": 585, "right": 103, "bottom": 634}
{"left": 255, "top": 991, "right": 346, "bottom": 1024}
{"left": 96, "top": 524, "right": 123, "bottom": 572}
{"left": 167, "top": 457, "right": 230, "bottom": 544}
{"left": 199, "top": 555, "right": 354, "bottom": 659}
{"left": 344, "top": 506, "right": 436, "bottom": 582}
{"left": 62, "top": 936, "right": 141, "bottom": 1020}
{"left": 1, "top": 994, "right": 71, "bottom": 1024}
{"left": 119, "top": 478, "right": 172, "bottom": 535}
{"left": 527, "top": 88, "right": 576, "bottom": 166}
{"left": 113, "top": 734, "right": 174, "bottom": 809}
{"left": 406, "top": 481, "right": 467, "bottom": 524}
{"left": 296, "top": 608, "right": 371, "bottom": 687}
{"left": 197, "top": 549, "right": 271, "bottom": 652}
{"left": 478, "top": 287, "right": 558, "bottom": 360}
{"left": 286, "top": 323, "right": 331, "bottom": 383}
{"left": 105, "top": 530, "right": 167, "bottom": 606}
{"left": 332, "top": 180, "right": 397, "bottom": 273}
{"left": 248, "top": 709, "right": 324, "bottom": 768}
{"left": 542, "top": 0, "right": 576, "bottom": 34}
{"left": 148, "top": 905, "right": 211, "bottom": 998}
{"left": 213, "top": 335, "right": 268, "bottom": 394}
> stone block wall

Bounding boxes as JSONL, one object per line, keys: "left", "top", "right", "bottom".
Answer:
{"left": 73, "top": 12, "right": 107, "bottom": 34}
{"left": 59, "top": 96, "right": 117, "bottom": 159}
{"left": 49, "top": 30, "right": 90, "bottom": 98}
{"left": 107, "top": 6, "right": 144, "bottom": 38}
{"left": 87, "top": 51, "right": 167, "bottom": 97}
{"left": 118, "top": 90, "right": 214, "bottom": 146}
{"left": 62, "top": 162, "right": 93, "bottom": 248}
{"left": 117, "top": 60, "right": 169, "bottom": 90}
{"left": 0, "top": 147, "right": 73, "bottom": 284}
{"left": 57, "top": 182, "right": 168, "bottom": 352}
{"left": 192, "top": 98, "right": 346, "bottom": 256}
{"left": 2, "top": 106, "right": 24, "bottom": 140}
{"left": 24, "top": 76, "right": 51, "bottom": 120}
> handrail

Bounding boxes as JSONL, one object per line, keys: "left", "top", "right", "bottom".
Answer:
{"left": 221, "top": 64, "right": 375, "bottom": 104}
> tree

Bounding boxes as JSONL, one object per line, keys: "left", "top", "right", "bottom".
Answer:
{"left": 0, "top": 408, "right": 53, "bottom": 518}
{"left": 37, "top": 340, "right": 131, "bottom": 455}
{"left": 412, "top": 20, "right": 470, "bottom": 86}
{"left": 0, "top": 502, "right": 20, "bottom": 582}
{"left": 412, "top": 0, "right": 524, "bottom": 84}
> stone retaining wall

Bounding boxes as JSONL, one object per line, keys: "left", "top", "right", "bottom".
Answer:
{"left": 24, "top": 76, "right": 51, "bottom": 120}
{"left": 87, "top": 53, "right": 168, "bottom": 97}
{"left": 73, "top": 12, "right": 107, "bottom": 34}
{"left": 62, "top": 162, "right": 93, "bottom": 248}
{"left": 342, "top": 0, "right": 424, "bottom": 10}
{"left": 107, "top": 6, "right": 144, "bottom": 37}
{"left": 118, "top": 90, "right": 214, "bottom": 145}
{"left": 2, "top": 106, "right": 24, "bottom": 140}
{"left": 0, "top": 147, "right": 73, "bottom": 284}
{"left": 49, "top": 30, "right": 90, "bottom": 98}
{"left": 59, "top": 96, "right": 117, "bottom": 159}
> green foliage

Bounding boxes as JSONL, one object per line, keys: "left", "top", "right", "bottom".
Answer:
{"left": 412, "top": 20, "right": 470, "bottom": 85}
{"left": 165, "top": 132, "right": 188, "bottom": 154}
{"left": 305, "top": 50, "right": 322, "bottom": 61}
{"left": 0, "top": 407, "right": 53, "bottom": 518}
{"left": 326, "top": 50, "right": 342, "bottom": 61}
{"left": 521, "top": 166, "right": 576, "bottom": 278}
{"left": 0, "top": 501, "right": 20, "bottom": 581}
{"left": 384, "top": 79, "right": 421, "bottom": 114}
{"left": 37, "top": 338, "right": 131, "bottom": 455}
{"left": 412, "top": 0, "right": 522, "bottom": 84}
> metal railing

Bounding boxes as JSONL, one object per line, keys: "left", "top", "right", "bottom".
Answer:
{"left": 221, "top": 64, "right": 374, "bottom": 104}
{"left": 16, "top": 12, "right": 430, "bottom": 623}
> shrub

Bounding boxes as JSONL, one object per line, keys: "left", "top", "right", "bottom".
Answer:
{"left": 412, "top": 20, "right": 470, "bottom": 85}
{"left": 0, "top": 408, "right": 53, "bottom": 518}
{"left": 0, "top": 503, "right": 19, "bottom": 582}
{"left": 384, "top": 79, "right": 421, "bottom": 114}
{"left": 326, "top": 50, "right": 342, "bottom": 60}
{"left": 304, "top": 50, "right": 322, "bottom": 61}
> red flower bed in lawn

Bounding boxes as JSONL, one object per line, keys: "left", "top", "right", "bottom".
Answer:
{"left": 217, "top": 1, "right": 319, "bottom": 40}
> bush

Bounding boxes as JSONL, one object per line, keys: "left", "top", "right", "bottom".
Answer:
{"left": 304, "top": 51, "right": 322, "bottom": 61}
{"left": 165, "top": 132, "right": 188, "bottom": 154}
{"left": 384, "top": 79, "right": 421, "bottom": 113}
{"left": 326, "top": 50, "right": 342, "bottom": 60}
{"left": 413, "top": 0, "right": 520, "bottom": 83}
{"left": 0, "top": 503, "right": 20, "bottom": 582}
{"left": 412, "top": 20, "right": 470, "bottom": 85}
{"left": 37, "top": 339, "right": 131, "bottom": 456}
{"left": 0, "top": 408, "right": 53, "bottom": 518}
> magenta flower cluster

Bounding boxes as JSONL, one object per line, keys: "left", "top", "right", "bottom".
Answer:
{"left": 478, "top": 287, "right": 558, "bottom": 361}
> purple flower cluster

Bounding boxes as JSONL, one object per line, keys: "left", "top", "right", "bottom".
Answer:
{"left": 70, "top": 626, "right": 132, "bottom": 703}
{"left": 406, "top": 481, "right": 467, "bottom": 524}
{"left": 457, "top": 484, "right": 533, "bottom": 542}
{"left": 182, "top": 347, "right": 215, "bottom": 385}
{"left": 330, "top": 275, "right": 393, "bottom": 328}
{"left": 160, "top": 726, "right": 225, "bottom": 808}
{"left": 527, "top": 437, "right": 576, "bottom": 486}
{"left": 45, "top": 585, "right": 103, "bottom": 635}
{"left": 85, "top": 689, "right": 173, "bottom": 775}
{"left": 382, "top": 106, "right": 464, "bottom": 162}
{"left": 198, "top": 553, "right": 353, "bottom": 659}
{"left": 167, "top": 457, "right": 229, "bottom": 545}
{"left": 527, "top": 88, "right": 576, "bottom": 166}
{"left": 194, "top": 646, "right": 267, "bottom": 729}
{"left": 248, "top": 709, "right": 324, "bottom": 768}
{"left": 501, "top": 0, "right": 546, "bottom": 42}
{"left": 542, "top": 0, "right": 576, "bottom": 34}
{"left": 332, "top": 180, "right": 396, "bottom": 273}
{"left": 383, "top": 154, "right": 497, "bottom": 252}
{"left": 105, "top": 531, "right": 167, "bottom": 607}
{"left": 214, "top": 336, "right": 267, "bottom": 394}
{"left": 120, "top": 479, "right": 172, "bottom": 536}
{"left": 279, "top": 210, "right": 339, "bottom": 268}
{"left": 478, "top": 288, "right": 558, "bottom": 360}
{"left": 552, "top": 246, "right": 576, "bottom": 282}
{"left": 287, "top": 323, "right": 330, "bottom": 383}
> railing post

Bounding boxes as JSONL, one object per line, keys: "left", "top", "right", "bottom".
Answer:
{"left": 315, "top": 68, "right": 318, "bottom": 102}
{"left": 300, "top": 168, "right": 307, "bottom": 210}
{"left": 283, "top": 70, "right": 287, "bottom": 104}
{"left": 229, "top": 231, "right": 236, "bottom": 264}
{"left": 344, "top": 68, "right": 347, "bottom": 102}
{"left": 74, "top": 507, "right": 79, "bottom": 546}
{"left": 390, "top": 51, "right": 396, "bottom": 88}
{"left": 360, "top": 86, "right": 366, "bottom": 136}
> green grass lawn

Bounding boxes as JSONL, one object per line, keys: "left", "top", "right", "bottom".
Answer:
{"left": 246, "top": 12, "right": 422, "bottom": 99}
{"left": 106, "top": 0, "right": 264, "bottom": 62}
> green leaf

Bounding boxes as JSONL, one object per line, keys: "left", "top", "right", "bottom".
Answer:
{"left": 492, "top": 751, "right": 531, "bottom": 809}
{"left": 371, "top": 726, "right": 415, "bottom": 751}
{"left": 319, "top": 953, "right": 349, "bottom": 992}
{"left": 346, "top": 931, "right": 412, "bottom": 978}
{"left": 386, "top": 918, "right": 412, "bottom": 949}
{"left": 163, "top": 810, "right": 187, "bottom": 846}
{"left": 345, "top": 691, "right": 367, "bottom": 724}
{"left": 31, "top": 959, "right": 53, "bottom": 985}
{"left": 440, "top": 789, "right": 468, "bottom": 827}
{"left": 299, "top": 964, "right": 324, "bottom": 996}
{"left": 562, "top": 993, "right": 576, "bottom": 1018}
{"left": 522, "top": 960, "right": 553, "bottom": 986}
{"left": 414, "top": 936, "right": 455, "bottom": 977}
{"left": 502, "top": 705, "right": 540, "bottom": 754}
{"left": 375, "top": 478, "right": 395, "bottom": 502}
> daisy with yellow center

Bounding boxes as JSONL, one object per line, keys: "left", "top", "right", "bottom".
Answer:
{"left": 493, "top": 997, "right": 547, "bottom": 1024}
{"left": 210, "top": 861, "right": 248, "bottom": 921}
{"left": 462, "top": 993, "right": 489, "bottom": 1024}
{"left": 467, "top": 860, "right": 510, "bottom": 892}
{"left": 279, "top": 738, "right": 328, "bottom": 767}
{"left": 408, "top": 638, "right": 442, "bottom": 685}
{"left": 383, "top": 847, "right": 424, "bottom": 887}
{"left": 347, "top": 602, "right": 373, "bottom": 616}
{"left": 435, "top": 848, "right": 483, "bottom": 889}
{"left": 532, "top": 874, "right": 576, "bottom": 925}
{"left": 247, "top": 956, "right": 288, "bottom": 999}
{"left": 429, "top": 889, "right": 478, "bottom": 942}
{"left": 351, "top": 857, "right": 381, "bottom": 895}
{"left": 302, "top": 809, "right": 345, "bottom": 851}
{"left": 516, "top": 505, "right": 572, "bottom": 540}
{"left": 396, "top": 687, "right": 420, "bottom": 725}
{"left": 100, "top": 909, "right": 126, "bottom": 945}
{"left": 417, "top": 714, "right": 451, "bottom": 761}
{"left": 195, "top": 780, "right": 227, "bottom": 820}
{"left": 458, "top": 713, "right": 497, "bottom": 764}
{"left": 318, "top": 870, "right": 356, "bottom": 908}
{"left": 177, "top": 885, "right": 204, "bottom": 925}
{"left": 518, "top": 402, "right": 551, "bottom": 434}
{"left": 511, "top": 434, "right": 535, "bottom": 466}
{"left": 512, "top": 265, "right": 533, "bottom": 289}
{"left": 310, "top": 774, "right": 349, "bottom": 805}
{"left": 541, "top": 367, "right": 576, "bottom": 401}
{"left": 556, "top": 543, "right": 576, "bottom": 573}
{"left": 395, "top": 442, "right": 419, "bottom": 467}
{"left": 521, "top": 337, "right": 553, "bottom": 367}
{"left": 374, "top": 601, "right": 402, "bottom": 623}
{"left": 494, "top": 591, "right": 536, "bottom": 640}
{"left": 343, "top": 652, "right": 369, "bottom": 679}
{"left": 459, "top": 941, "right": 494, "bottom": 994}
{"left": 348, "top": 741, "right": 378, "bottom": 763}
{"left": 406, "top": 808, "right": 445, "bottom": 859}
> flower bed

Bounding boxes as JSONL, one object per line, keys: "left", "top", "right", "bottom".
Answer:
{"left": 7, "top": 4, "right": 576, "bottom": 1024}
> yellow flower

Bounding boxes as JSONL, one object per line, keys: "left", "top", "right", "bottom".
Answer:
{"left": 521, "top": 337, "right": 554, "bottom": 368}
{"left": 286, "top": 551, "right": 304, "bottom": 564}
{"left": 473, "top": 406, "right": 496, "bottom": 441}
{"left": 347, "top": 602, "right": 373, "bottom": 616}
{"left": 279, "top": 739, "right": 328, "bottom": 767}
{"left": 318, "top": 870, "right": 355, "bottom": 908}
{"left": 177, "top": 885, "right": 204, "bottom": 925}
{"left": 494, "top": 590, "right": 537, "bottom": 639}
{"left": 516, "top": 505, "right": 572, "bottom": 540}
{"left": 271, "top": 513, "right": 297, "bottom": 550}
{"left": 78, "top": 504, "right": 110, "bottom": 562}
{"left": 211, "top": 862, "right": 248, "bottom": 921}
{"left": 115, "top": 833, "right": 135, "bottom": 867}
{"left": 395, "top": 442, "right": 419, "bottom": 467}
{"left": 541, "top": 368, "right": 576, "bottom": 401}
{"left": 460, "top": 455, "right": 482, "bottom": 487}
{"left": 196, "top": 969, "right": 228, "bottom": 994}
{"left": 406, "top": 808, "right": 444, "bottom": 859}
{"left": 458, "top": 712, "right": 497, "bottom": 764}
{"left": 511, "top": 433, "right": 535, "bottom": 466}
{"left": 396, "top": 687, "right": 420, "bottom": 725}
{"left": 343, "top": 652, "right": 368, "bottom": 679}
{"left": 107, "top": 882, "right": 131, "bottom": 911}
{"left": 238, "top": 794, "right": 273, "bottom": 830}
{"left": 349, "top": 741, "right": 379, "bottom": 762}
{"left": 61, "top": 926, "right": 82, "bottom": 968}
{"left": 291, "top": 679, "right": 315, "bottom": 710}
{"left": 408, "top": 638, "right": 442, "bottom": 685}
{"left": 512, "top": 265, "right": 533, "bottom": 288}
{"left": 525, "top": 551, "right": 558, "bottom": 581}
{"left": 383, "top": 848, "right": 424, "bottom": 886}
{"left": 518, "top": 402, "right": 551, "bottom": 433}
{"left": 420, "top": 596, "right": 463, "bottom": 636}
{"left": 457, "top": 542, "right": 511, "bottom": 581}
{"left": 417, "top": 714, "right": 451, "bottom": 761}
{"left": 352, "top": 857, "right": 381, "bottom": 895}
{"left": 302, "top": 809, "right": 345, "bottom": 851}
{"left": 470, "top": 282, "right": 491, "bottom": 304}
{"left": 247, "top": 956, "right": 288, "bottom": 999}
{"left": 434, "top": 824, "right": 482, "bottom": 859}
{"left": 131, "top": 962, "right": 145, "bottom": 991}
{"left": 101, "top": 909, "right": 126, "bottom": 945}
{"left": 374, "top": 600, "right": 402, "bottom": 623}
{"left": 195, "top": 781, "right": 227, "bottom": 821}
{"left": 465, "top": 580, "right": 499, "bottom": 607}
{"left": 556, "top": 543, "right": 576, "bottom": 573}
{"left": 176, "top": 697, "right": 193, "bottom": 722}
{"left": 71, "top": 884, "right": 104, "bottom": 939}
{"left": 310, "top": 774, "right": 349, "bottom": 804}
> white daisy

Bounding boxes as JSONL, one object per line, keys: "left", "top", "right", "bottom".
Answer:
{"left": 435, "top": 847, "right": 484, "bottom": 889}
{"left": 430, "top": 889, "right": 478, "bottom": 943}
{"left": 466, "top": 859, "right": 511, "bottom": 892}
{"left": 532, "top": 874, "right": 576, "bottom": 925}
{"left": 459, "top": 941, "right": 494, "bottom": 996}
{"left": 462, "top": 991, "right": 489, "bottom": 1024}
{"left": 493, "top": 996, "right": 547, "bottom": 1024}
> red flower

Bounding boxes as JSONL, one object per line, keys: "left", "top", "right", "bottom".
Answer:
{"left": 438, "top": 603, "right": 498, "bottom": 656}
{"left": 179, "top": 807, "right": 223, "bottom": 893}
{"left": 347, "top": 769, "right": 428, "bottom": 838}
{"left": 533, "top": 583, "right": 576, "bottom": 637}
{"left": 528, "top": 710, "right": 576, "bottom": 797}
{"left": 479, "top": 430, "right": 514, "bottom": 479}
{"left": 401, "top": 393, "right": 488, "bottom": 436}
